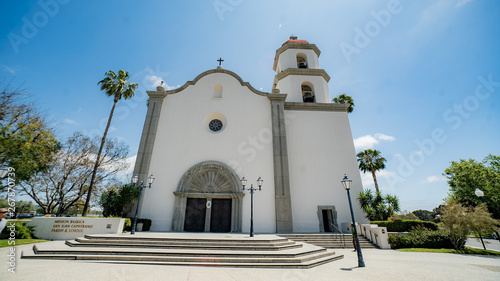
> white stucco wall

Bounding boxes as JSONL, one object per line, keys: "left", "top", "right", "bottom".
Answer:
{"left": 141, "top": 71, "right": 277, "bottom": 233}
{"left": 285, "top": 110, "right": 368, "bottom": 233}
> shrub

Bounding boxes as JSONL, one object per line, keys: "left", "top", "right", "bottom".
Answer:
{"left": 123, "top": 218, "right": 131, "bottom": 232}
{"left": 388, "top": 226, "right": 453, "bottom": 249}
{"left": 122, "top": 218, "right": 151, "bottom": 232}
{"left": 371, "top": 219, "right": 438, "bottom": 232}
{"left": 0, "top": 221, "right": 35, "bottom": 239}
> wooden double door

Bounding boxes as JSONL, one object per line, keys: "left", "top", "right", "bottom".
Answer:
{"left": 183, "top": 198, "right": 232, "bottom": 233}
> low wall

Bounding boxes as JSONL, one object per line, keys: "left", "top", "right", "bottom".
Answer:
{"left": 27, "top": 217, "right": 125, "bottom": 240}
{"left": 359, "top": 223, "right": 391, "bottom": 249}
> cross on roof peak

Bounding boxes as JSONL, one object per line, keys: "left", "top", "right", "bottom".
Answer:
{"left": 217, "top": 57, "right": 224, "bottom": 66}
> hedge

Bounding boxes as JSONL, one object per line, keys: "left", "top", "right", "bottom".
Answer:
{"left": 371, "top": 219, "right": 438, "bottom": 232}
{"left": 388, "top": 227, "right": 454, "bottom": 249}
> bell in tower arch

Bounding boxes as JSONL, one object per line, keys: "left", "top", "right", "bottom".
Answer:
{"left": 301, "top": 85, "right": 315, "bottom": 103}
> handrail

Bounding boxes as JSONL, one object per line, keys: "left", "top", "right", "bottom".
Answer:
{"left": 331, "top": 223, "right": 346, "bottom": 248}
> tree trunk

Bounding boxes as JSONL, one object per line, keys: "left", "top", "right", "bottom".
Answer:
{"left": 81, "top": 96, "right": 119, "bottom": 216}
{"left": 371, "top": 169, "right": 379, "bottom": 193}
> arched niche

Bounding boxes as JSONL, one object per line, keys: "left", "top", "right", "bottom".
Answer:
{"left": 172, "top": 161, "right": 244, "bottom": 232}
{"left": 213, "top": 84, "right": 223, "bottom": 98}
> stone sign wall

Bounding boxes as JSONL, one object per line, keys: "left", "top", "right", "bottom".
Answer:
{"left": 27, "top": 217, "right": 125, "bottom": 240}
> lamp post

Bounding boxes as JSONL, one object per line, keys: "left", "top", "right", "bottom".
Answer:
{"left": 241, "top": 176, "right": 263, "bottom": 237}
{"left": 130, "top": 174, "right": 155, "bottom": 235}
{"left": 342, "top": 174, "right": 365, "bottom": 267}
{"left": 474, "top": 188, "right": 487, "bottom": 250}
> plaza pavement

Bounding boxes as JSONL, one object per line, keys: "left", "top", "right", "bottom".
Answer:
{"left": 1, "top": 239, "right": 499, "bottom": 281}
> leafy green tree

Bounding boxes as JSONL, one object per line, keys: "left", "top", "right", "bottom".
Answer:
{"left": 332, "top": 93, "right": 355, "bottom": 113}
{"left": 357, "top": 189, "right": 400, "bottom": 221}
{"left": 20, "top": 132, "right": 129, "bottom": 215}
{"left": 0, "top": 86, "right": 59, "bottom": 189}
{"left": 16, "top": 200, "right": 35, "bottom": 214}
{"left": 412, "top": 209, "right": 433, "bottom": 221}
{"left": 357, "top": 149, "right": 386, "bottom": 192}
{"left": 444, "top": 154, "right": 500, "bottom": 219}
{"left": 468, "top": 204, "right": 500, "bottom": 249}
{"left": 100, "top": 183, "right": 139, "bottom": 217}
{"left": 440, "top": 201, "right": 500, "bottom": 250}
{"left": 82, "top": 70, "right": 138, "bottom": 216}
{"left": 440, "top": 202, "right": 469, "bottom": 250}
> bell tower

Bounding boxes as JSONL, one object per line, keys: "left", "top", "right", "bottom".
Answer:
{"left": 272, "top": 36, "right": 331, "bottom": 103}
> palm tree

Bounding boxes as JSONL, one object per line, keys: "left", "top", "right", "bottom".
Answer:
{"left": 357, "top": 189, "right": 400, "bottom": 221}
{"left": 81, "top": 70, "right": 138, "bottom": 216}
{"left": 332, "top": 93, "right": 355, "bottom": 113}
{"left": 357, "top": 149, "right": 386, "bottom": 193}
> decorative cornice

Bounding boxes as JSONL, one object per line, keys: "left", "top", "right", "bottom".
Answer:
{"left": 275, "top": 68, "right": 331, "bottom": 82}
{"left": 267, "top": 93, "right": 288, "bottom": 102}
{"left": 146, "top": 91, "right": 168, "bottom": 99}
{"left": 284, "top": 102, "right": 349, "bottom": 112}
{"left": 273, "top": 43, "right": 321, "bottom": 71}
{"left": 150, "top": 68, "right": 269, "bottom": 97}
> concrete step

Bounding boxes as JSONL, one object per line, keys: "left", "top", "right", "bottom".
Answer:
{"left": 66, "top": 239, "right": 301, "bottom": 251}
{"left": 75, "top": 237, "right": 296, "bottom": 247}
{"left": 84, "top": 234, "right": 290, "bottom": 244}
{"left": 33, "top": 243, "right": 325, "bottom": 258}
{"left": 22, "top": 233, "right": 344, "bottom": 268}
{"left": 280, "top": 234, "right": 378, "bottom": 249}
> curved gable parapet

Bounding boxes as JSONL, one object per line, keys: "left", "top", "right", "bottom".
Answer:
{"left": 163, "top": 68, "right": 269, "bottom": 97}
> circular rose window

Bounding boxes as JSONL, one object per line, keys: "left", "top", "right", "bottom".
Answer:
{"left": 208, "top": 119, "right": 223, "bottom": 132}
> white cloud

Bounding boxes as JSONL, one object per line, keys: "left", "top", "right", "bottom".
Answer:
{"left": 146, "top": 75, "right": 163, "bottom": 88}
{"left": 374, "top": 133, "right": 395, "bottom": 142}
{"left": 1, "top": 65, "right": 16, "bottom": 74}
{"left": 354, "top": 133, "right": 396, "bottom": 150}
{"left": 354, "top": 135, "right": 378, "bottom": 150}
{"left": 421, "top": 175, "right": 447, "bottom": 184}
{"left": 64, "top": 118, "right": 78, "bottom": 125}
{"left": 145, "top": 74, "right": 179, "bottom": 90}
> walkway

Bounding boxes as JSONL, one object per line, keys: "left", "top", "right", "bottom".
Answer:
{"left": 1, "top": 240, "right": 499, "bottom": 280}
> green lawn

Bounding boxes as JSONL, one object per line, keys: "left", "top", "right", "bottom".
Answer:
{"left": 0, "top": 239, "right": 49, "bottom": 248}
{"left": 397, "top": 247, "right": 500, "bottom": 256}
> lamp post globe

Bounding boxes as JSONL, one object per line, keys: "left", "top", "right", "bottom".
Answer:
{"left": 475, "top": 188, "right": 485, "bottom": 203}
{"left": 0, "top": 165, "right": 9, "bottom": 179}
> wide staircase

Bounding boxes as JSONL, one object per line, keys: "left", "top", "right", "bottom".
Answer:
{"left": 22, "top": 233, "right": 344, "bottom": 268}
{"left": 280, "top": 234, "right": 378, "bottom": 249}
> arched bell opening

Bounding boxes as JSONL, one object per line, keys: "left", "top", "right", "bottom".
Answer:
{"left": 296, "top": 53, "right": 308, "bottom": 69}
{"left": 301, "top": 83, "right": 315, "bottom": 103}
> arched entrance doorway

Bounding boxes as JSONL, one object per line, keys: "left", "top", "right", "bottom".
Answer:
{"left": 171, "top": 161, "right": 244, "bottom": 232}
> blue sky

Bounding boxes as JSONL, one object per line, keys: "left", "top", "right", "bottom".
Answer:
{"left": 1, "top": 0, "right": 499, "bottom": 212}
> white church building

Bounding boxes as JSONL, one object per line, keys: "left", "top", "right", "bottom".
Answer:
{"left": 132, "top": 36, "right": 368, "bottom": 233}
